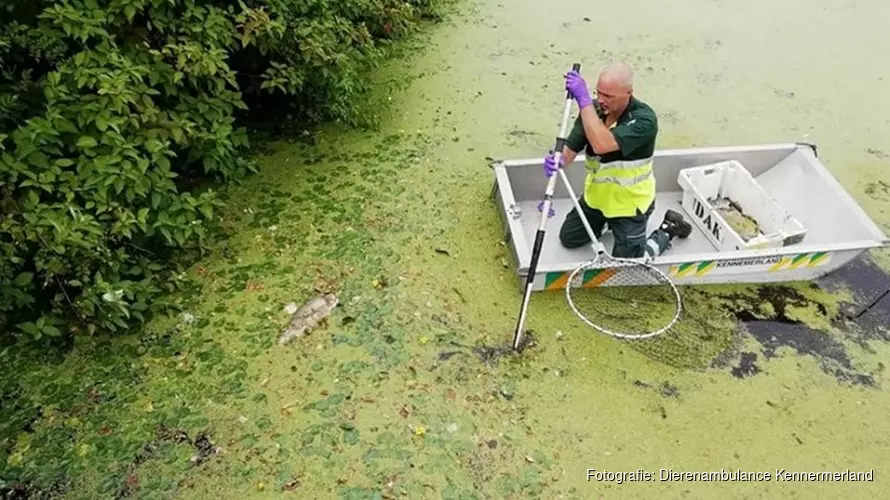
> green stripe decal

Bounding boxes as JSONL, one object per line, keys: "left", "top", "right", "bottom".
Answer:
{"left": 545, "top": 272, "right": 563, "bottom": 288}
{"left": 678, "top": 262, "right": 696, "bottom": 272}
{"left": 583, "top": 269, "right": 602, "bottom": 283}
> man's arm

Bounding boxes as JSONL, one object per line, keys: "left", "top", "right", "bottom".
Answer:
{"left": 560, "top": 147, "right": 578, "bottom": 165}
{"left": 578, "top": 105, "right": 620, "bottom": 155}
{"left": 560, "top": 116, "right": 585, "bottom": 165}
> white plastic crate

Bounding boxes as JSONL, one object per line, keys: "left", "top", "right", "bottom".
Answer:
{"left": 677, "top": 160, "right": 807, "bottom": 251}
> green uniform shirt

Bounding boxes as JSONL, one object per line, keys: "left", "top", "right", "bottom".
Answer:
{"left": 564, "top": 96, "right": 658, "bottom": 162}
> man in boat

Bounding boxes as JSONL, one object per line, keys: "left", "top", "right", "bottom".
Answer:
{"left": 541, "top": 61, "right": 692, "bottom": 259}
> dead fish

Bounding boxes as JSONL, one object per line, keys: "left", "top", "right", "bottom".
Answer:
{"left": 277, "top": 293, "right": 338, "bottom": 345}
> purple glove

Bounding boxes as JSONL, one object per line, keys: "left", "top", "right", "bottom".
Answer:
{"left": 543, "top": 152, "right": 564, "bottom": 178}
{"left": 565, "top": 70, "right": 593, "bottom": 110}
{"left": 537, "top": 200, "right": 555, "bottom": 218}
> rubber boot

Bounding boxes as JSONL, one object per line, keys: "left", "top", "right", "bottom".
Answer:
{"left": 660, "top": 209, "right": 692, "bottom": 239}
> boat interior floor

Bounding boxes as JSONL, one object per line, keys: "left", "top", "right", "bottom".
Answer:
{"left": 517, "top": 186, "right": 844, "bottom": 268}
{"left": 518, "top": 193, "right": 712, "bottom": 267}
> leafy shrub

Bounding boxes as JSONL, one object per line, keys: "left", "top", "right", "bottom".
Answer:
{"left": 0, "top": 0, "right": 445, "bottom": 340}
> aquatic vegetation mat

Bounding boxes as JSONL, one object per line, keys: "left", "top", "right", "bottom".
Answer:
{"left": 566, "top": 282, "right": 681, "bottom": 339}
{"left": 711, "top": 196, "right": 762, "bottom": 241}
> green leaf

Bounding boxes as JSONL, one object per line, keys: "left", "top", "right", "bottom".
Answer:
{"left": 157, "top": 156, "right": 170, "bottom": 171}
{"left": 15, "top": 272, "right": 33, "bottom": 287}
{"left": 17, "top": 322, "right": 39, "bottom": 336}
{"left": 56, "top": 117, "right": 80, "bottom": 134}
{"left": 55, "top": 159, "right": 75, "bottom": 167}
{"left": 43, "top": 325, "right": 61, "bottom": 337}
{"left": 96, "top": 116, "right": 108, "bottom": 132}
{"left": 77, "top": 136, "right": 98, "bottom": 149}
{"left": 28, "top": 152, "right": 49, "bottom": 169}
{"left": 25, "top": 189, "right": 39, "bottom": 207}
{"left": 199, "top": 205, "right": 212, "bottom": 219}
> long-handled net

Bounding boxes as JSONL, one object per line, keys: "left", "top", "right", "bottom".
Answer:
{"left": 555, "top": 168, "right": 682, "bottom": 340}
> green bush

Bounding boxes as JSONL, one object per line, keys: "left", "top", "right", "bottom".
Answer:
{"left": 0, "top": 0, "right": 445, "bottom": 340}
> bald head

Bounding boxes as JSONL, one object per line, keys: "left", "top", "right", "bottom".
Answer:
{"left": 598, "top": 62, "right": 634, "bottom": 89}
{"left": 595, "top": 62, "right": 634, "bottom": 117}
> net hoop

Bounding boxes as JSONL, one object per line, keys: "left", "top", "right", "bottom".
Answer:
{"left": 564, "top": 255, "right": 682, "bottom": 340}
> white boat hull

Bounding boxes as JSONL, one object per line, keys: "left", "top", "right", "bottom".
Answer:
{"left": 490, "top": 143, "right": 888, "bottom": 291}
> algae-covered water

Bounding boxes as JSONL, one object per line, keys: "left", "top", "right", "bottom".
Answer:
{"left": 3, "top": 0, "right": 890, "bottom": 498}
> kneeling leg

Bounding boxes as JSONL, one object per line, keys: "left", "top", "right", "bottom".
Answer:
{"left": 559, "top": 197, "right": 606, "bottom": 249}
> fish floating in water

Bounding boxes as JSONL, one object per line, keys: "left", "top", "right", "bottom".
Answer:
{"left": 277, "top": 293, "right": 339, "bottom": 346}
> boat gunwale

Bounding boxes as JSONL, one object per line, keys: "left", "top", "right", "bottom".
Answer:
{"left": 490, "top": 142, "right": 890, "bottom": 275}
{"left": 489, "top": 142, "right": 809, "bottom": 169}
{"left": 520, "top": 240, "right": 885, "bottom": 276}
{"left": 491, "top": 162, "right": 532, "bottom": 268}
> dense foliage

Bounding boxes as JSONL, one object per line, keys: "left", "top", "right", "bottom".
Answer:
{"left": 0, "top": 0, "right": 444, "bottom": 340}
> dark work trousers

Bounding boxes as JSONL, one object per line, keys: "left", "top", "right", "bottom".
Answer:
{"left": 558, "top": 196, "right": 671, "bottom": 258}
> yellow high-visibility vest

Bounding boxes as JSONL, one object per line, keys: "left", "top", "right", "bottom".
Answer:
{"left": 583, "top": 154, "right": 655, "bottom": 218}
{"left": 579, "top": 118, "right": 656, "bottom": 218}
